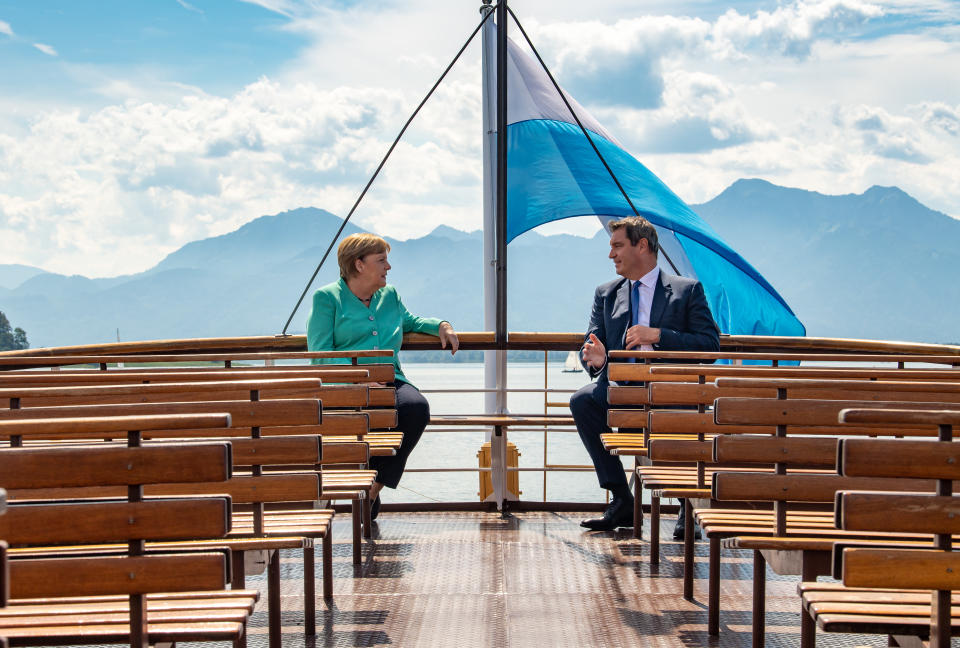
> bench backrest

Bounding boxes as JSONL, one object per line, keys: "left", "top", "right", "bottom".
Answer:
{"left": 0, "top": 414, "right": 238, "bottom": 648}
{"left": 832, "top": 409, "right": 960, "bottom": 647}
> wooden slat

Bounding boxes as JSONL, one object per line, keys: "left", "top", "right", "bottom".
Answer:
{"left": 9, "top": 554, "right": 227, "bottom": 598}
{"left": 0, "top": 378, "right": 323, "bottom": 400}
{"left": 607, "top": 410, "right": 646, "bottom": 428}
{"left": 843, "top": 548, "right": 960, "bottom": 590}
{"left": 650, "top": 365, "right": 960, "bottom": 380}
{"left": 841, "top": 408, "right": 960, "bottom": 427}
{"left": 716, "top": 377, "right": 960, "bottom": 392}
{"left": 650, "top": 382, "right": 774, "bottom": 405}
{"left": 0, "top": 498, "right": 230, "bottom": 545}
{"left": 840, "top": 492, "right": 960, "bottom": 534}
{"left": 0, "top": 399, "right": 320, "bottom": 430}
{"left": 0, "top": 444, "right": 230, "bottom": 489}
{"left": 225, "top": 436, "right": 321, "bottom": 466}
{"left": 714, "top": 398, "right": 952, "bottom": 426}
{"left": 367, "top": 409, "right": 398, "bottom": 429}
{"left": 0, "top": 350, "right": 389, "bottom": 363}
{"left": 714, "top": 435, "right": 837, "bottom": 466}
{"left": 320, "top": 442, "right": 369, "bottom": 464}
{"left": 0, "top": 414, "right": 231, "bottom": 438}
{"left": 265, "top": 412, "right": 369, "bottom": 436}
{"left": 712, "top": 472, "right": 936, "bottom": 503}
{"left": 647, "top": 439, "right": 712, "bottom": 462}
{"left": 840, "top": 438, "right": 960, "bottom": 479}
{"left": 146, "top": 474, "right": 320, "bottom": 504}
{"left": 607, "top": 386, "right": 649, "bottom": 406}
{"left": 0, "top": 368, "right": 371, "bottom": 386}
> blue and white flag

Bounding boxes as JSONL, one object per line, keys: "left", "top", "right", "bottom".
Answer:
{"left": 499, "top": 34, "right": 805, "bottom": 337}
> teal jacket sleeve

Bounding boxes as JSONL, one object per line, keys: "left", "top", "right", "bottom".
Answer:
{"left": 397, "top": 291, "right": 444, "bottom": 335}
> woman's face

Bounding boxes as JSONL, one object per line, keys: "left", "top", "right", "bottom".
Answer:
{"left": 356, "top": 251, "right": 391, "bottom": 288}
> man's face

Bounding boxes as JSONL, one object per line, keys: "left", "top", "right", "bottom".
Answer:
{"left": 608, "top": 228, "right": 649, "bottom": 279}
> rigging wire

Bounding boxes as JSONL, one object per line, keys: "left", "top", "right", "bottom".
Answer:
{"left": 506, "top": 7, "right": 681, "bottom": 276}
{"left": 280, "top": 5, "right": 499, "bottom": 335}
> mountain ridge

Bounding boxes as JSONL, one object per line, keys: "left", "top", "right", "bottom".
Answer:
{"left": 3, "top": 179, "right": 957, "bottom": 348}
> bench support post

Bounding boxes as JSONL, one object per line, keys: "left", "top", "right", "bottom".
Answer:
{"left": 650, "top": 493, "right": 660, "bottom": 566}
{"left": 323, "top": 528, "right": 334, "bottom": 602}
{"left": 268, "top": 549, "right": 281, "bottom": 648}
{"left": 633, "top": 459, "right": 642, "bottom": 539}
{"left": 752, "top": 550, "right": 766, "bottom": 648}
{"left": 352, "top": 499, "right": 362, "bottom": 565}
{"left": 708, "top": 536, "right": 720, "bottom": 635}
{"left": 799, "top": 553, "right": 818, "bottom": 648}
{"left": 304, "top": 545, "right": 316, "bottom": 636}
{"left": 682, "top": 498, "right": 695, "bottom": 600}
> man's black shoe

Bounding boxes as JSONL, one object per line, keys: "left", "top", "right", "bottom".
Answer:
{"left": 672, "top": 519, "right": 702, "bottom": 540}
{"left": 580, "top": 497, "right": 634, "bottom": 531}
{"left": 371, "top": 495, "right": 381, "bottom": 521}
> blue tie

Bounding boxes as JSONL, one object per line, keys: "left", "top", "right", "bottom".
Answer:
{"left": 631, "top": 280, "right": 641, "bottom": 326}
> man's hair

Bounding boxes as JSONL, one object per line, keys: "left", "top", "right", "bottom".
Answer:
{"left": 609, "top": 216, "right": 659, "bottom": 255}
{"left": 337, "top": 233, "right": 391, "bottom": 279}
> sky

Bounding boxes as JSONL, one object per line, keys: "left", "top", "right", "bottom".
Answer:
{"left": 0, "top": 0, "right": 958, "bottom": 278}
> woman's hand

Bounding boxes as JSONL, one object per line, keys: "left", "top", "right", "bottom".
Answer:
{"left": 439, "top": 321, "right": 459, "bottom": 356}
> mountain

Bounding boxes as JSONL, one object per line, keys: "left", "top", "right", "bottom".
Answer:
{"left": 691, "top": 179, "right": 960, "bottom": 343}
{"left": 0, "top": 264, "right": 48, "bottom": 290}
{"left": 2, "top": 181, "right": 957, "bottom": 349}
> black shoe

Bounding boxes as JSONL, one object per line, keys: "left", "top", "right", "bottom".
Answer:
{"left": 580, "top": 497, "right": 634, "bottom": 531}
{"left": 371, "top": 495, "right": 381, "bottom": 521}
{"left": 672, "top": 520, "right": 702, "bottom": 540}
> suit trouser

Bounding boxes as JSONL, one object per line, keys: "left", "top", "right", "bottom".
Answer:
{"left": 570, "top": 381, "right": 631, "bottom": 492}
{"left": 369, "top": 380, "right": 429, "bottom": 489}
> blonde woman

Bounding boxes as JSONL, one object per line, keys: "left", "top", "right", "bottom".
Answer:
{"left": 306, "top": 233, "right": 459, "bottom": 519}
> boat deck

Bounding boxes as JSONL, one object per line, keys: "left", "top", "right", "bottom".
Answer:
{"left": 212, "top": 511, "right": 896, "bottom": 647}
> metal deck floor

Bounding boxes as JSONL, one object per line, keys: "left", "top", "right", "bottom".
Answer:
{"left": 209, "top": 511, "right": 920, "bottom": 647}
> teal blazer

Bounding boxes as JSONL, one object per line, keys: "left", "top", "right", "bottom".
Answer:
{"left": 306, "top": 277, "right": 445, "bottom": 385}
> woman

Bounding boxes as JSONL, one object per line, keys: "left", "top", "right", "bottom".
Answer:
{"left": 306, "top": 233, "right": 459, "bottom": 520}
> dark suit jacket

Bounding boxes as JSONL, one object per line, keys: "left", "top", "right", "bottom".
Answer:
{"left": 583, "top": 271, "right": 720, "bottom": 385}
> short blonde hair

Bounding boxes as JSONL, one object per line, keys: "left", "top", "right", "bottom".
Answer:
{"left": 337, "top": 233, "right": 391, "bottom": 279}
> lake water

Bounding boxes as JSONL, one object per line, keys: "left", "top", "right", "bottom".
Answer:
{"left": 380, "top": 361, "right": 629, "bottom": 505}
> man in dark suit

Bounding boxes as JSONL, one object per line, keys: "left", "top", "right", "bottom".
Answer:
{"left": 571, "top": 216, "right": 720, "bottom": 532}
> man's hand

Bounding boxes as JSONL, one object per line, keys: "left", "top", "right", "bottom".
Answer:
{"left": 439, "top": 322, "right": 459, "bottom": 356}
{"left": 625, "top": 325, "right": 661, "bottom": 350}
{"left": 581, "top": 333, "right": 607, "bottom": 369}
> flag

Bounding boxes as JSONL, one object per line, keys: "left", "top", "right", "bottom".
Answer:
{"left": 501, "top": 34, "right": 805, "bottom": 337}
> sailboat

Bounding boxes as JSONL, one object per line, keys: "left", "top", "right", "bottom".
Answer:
{"left": 562, "top": 350, "right": 583, "bottom": 373}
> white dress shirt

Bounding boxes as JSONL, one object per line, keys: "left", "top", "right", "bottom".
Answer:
{"left": 632, "top": 266, "right": 660, "bottom": 351}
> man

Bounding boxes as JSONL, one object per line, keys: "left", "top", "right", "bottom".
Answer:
{"left": 571, "top": 216, "right": 720, "bottom": 532}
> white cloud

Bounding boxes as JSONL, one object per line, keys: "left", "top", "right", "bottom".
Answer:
{"left": 1, "top": 0, "right": 958, "bottom": 277}
{"left": 175, "top": 0, "right": 204, "bottom": 14}
{"left": 0, "top": 20, "right": 13, "bottom": 36}
{"left": 32, "top": 43, "right": 57, "bottom": 56}
{"left": 0, "top": 78, "right": 483, "bottom": 277}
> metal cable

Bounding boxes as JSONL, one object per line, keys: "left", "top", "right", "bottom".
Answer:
{"left": 280, "top": 5, "right": 499, "bottom": 335}
{"left": 506, "top": 7, "right": 680, "bottom": 275}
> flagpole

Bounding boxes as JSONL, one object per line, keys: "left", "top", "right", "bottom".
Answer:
{"left": 480, "top": 1, "right": 502, "bottom": 420}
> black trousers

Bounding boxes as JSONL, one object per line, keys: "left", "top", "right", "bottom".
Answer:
{"left": 570, "top": 380, "right": 631, "bottom": 492}
{"left": 369, "top": 380, "right": 429, "bottom": 489}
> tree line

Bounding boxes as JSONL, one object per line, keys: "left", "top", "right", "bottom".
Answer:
{"left": 0, "top": 310, "right": 29, "bottom": 350}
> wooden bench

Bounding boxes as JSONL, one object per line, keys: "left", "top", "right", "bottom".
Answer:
{"left": 0, "top": 393, "right": 338, "bottom": 646}
{"left": 801, "top": 408, "right": 960, "bottom": 647}
{"left": 704, "top": 385, "right": 960, "bottom": 647}
{"left": 0, "top": 377, "right": 391, "bottom": 550}
{"left": 0, "top": 487, "right": 6, "bottom": 648}
{"left": 600, "top": 351, "right": 960, "bottom": 542}
{"left": 0, "top": 413, "right": 259, "bottom": 648}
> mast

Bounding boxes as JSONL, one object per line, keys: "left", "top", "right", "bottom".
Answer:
{"left": 481, "top": 0, "right": 506, "bottom": 417}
